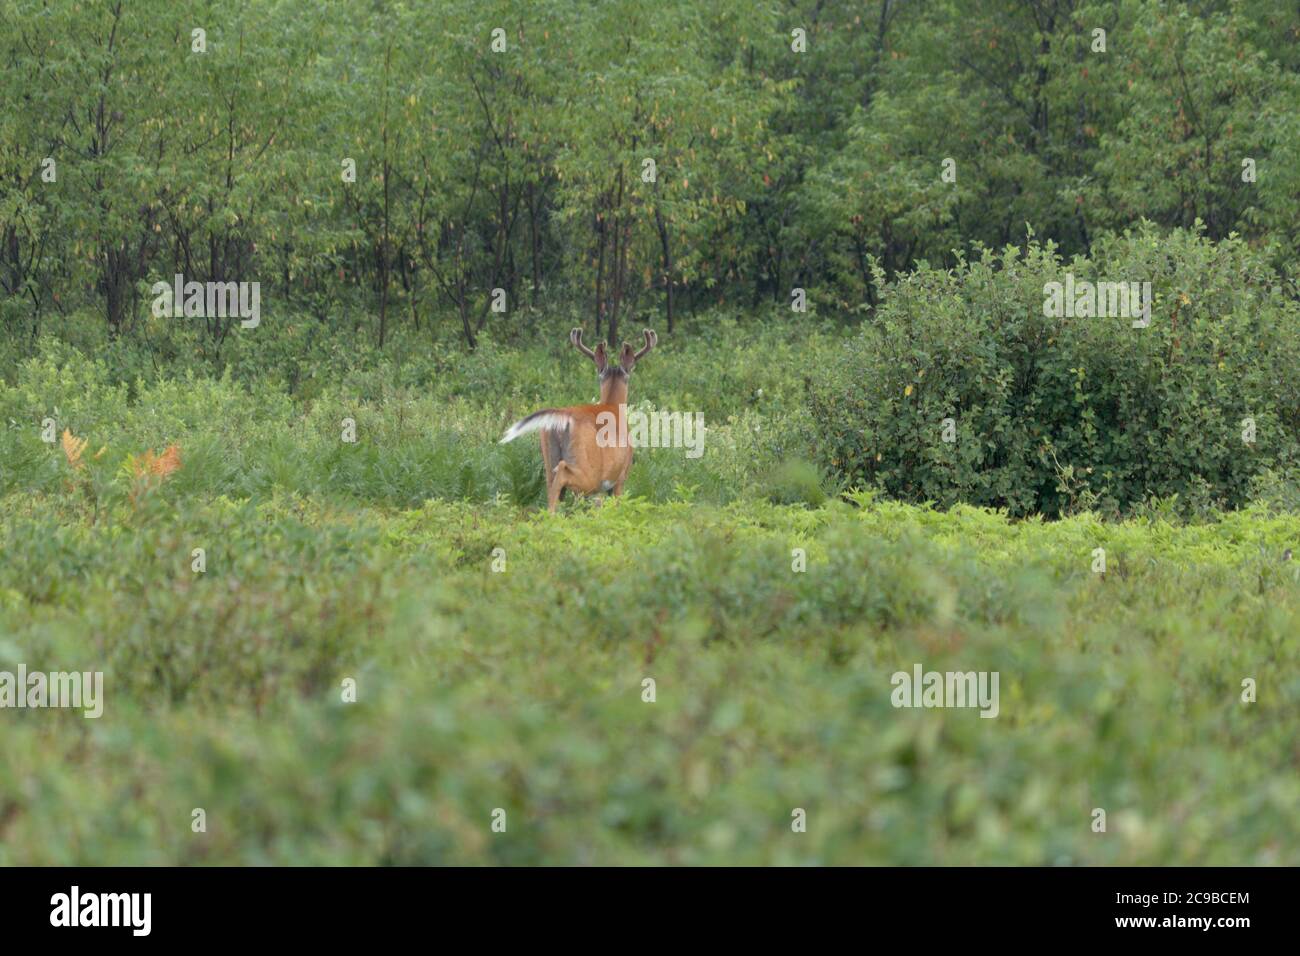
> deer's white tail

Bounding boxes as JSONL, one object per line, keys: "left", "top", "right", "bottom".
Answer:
{"left": 499, "top": 410, "right": 572, "bottom": 444}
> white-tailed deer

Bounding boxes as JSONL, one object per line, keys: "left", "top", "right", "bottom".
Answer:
{"left": 500, "top": 327, "right": 657, "bottom": 511}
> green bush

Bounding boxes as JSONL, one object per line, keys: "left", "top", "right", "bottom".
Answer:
{"left": 809, "top": 226, "right": 1300, "bottom": 517}
{"left": 3, "top": 494, "right": 1298, "bottom": 864}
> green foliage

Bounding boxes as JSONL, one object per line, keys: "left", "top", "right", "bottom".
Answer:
{"left": 809, "top": 226, "right": 1300, "bottom": 517}
{"left": 3, "top": 0, "right": 1300, "bottom": 870}
{"left": 4, "top": 1, "right": 1298, "bottom": 341}
{"left": 764, "top": 459, "right": 829, "bottom": 507}
{"left": 3, "top": 324, "right": 1300, "bottom": 864}
{"left": 2, "top": 490, "right": 1298, "bottom": 864}
{"left": 0, "top": 321, "right": 832, "bottom": 506}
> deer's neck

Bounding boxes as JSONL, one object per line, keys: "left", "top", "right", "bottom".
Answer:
{"left": 599, "top": 381, "right": 629, "bottom": 406}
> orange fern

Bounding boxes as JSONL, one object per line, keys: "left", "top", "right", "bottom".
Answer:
{"left": 61, "top": 429, "right": 87, "bottom": 470}
{"left": 129, "top": 444, "right": 183, "bottom": 481}
{"left": 151, "top": 444, "right": 182, "bottom": 478}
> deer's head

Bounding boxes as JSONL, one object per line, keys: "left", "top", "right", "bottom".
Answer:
{"left": 570, "top": 328, "right": 657, "bottom": 405}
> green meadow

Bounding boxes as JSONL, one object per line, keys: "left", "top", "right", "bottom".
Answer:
{"left": 1, "top": 324, "right": 1297, "bottom": 865}
{"left": 4, "top": 0, "right": 1300, "bottom": 866}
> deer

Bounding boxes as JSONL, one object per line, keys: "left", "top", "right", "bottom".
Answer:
{"left": 499, "top": 327, "right": 657, "bottom": 512}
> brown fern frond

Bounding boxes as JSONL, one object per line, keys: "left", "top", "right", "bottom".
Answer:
{"left": 61, "top": 429, "right": 88, "bottom": 470}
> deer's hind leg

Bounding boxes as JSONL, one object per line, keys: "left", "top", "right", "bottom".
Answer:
{"left": 547, "top": 469, "right": 564, "bottom": 511}
{"left": 543, "top": 428, "right": 575, "bottom": 512}
{"left": 549, "top": 460, "right": 582, "bottom": 512}
{"left": 540, "top": 433, "right": 555, "bottom": 500}
{"left": 614, "top": 449, "right": 633, "bottom": 496}
{"left": 551, "top": 452, "right": 608, "bottom": 511}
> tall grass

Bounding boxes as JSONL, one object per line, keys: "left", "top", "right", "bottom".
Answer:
{"left": 2, "top": 316, "right": 1297, "bottom": 864}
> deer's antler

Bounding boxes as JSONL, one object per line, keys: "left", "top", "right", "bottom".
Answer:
{"left": 570, "top": 328, "right": 607, "bottom": 370}
{"left": 570, "top": 327, "right": 596, "bottom": 360}
{"left": 633, "top": 329, "right": 657, "bottom": 362}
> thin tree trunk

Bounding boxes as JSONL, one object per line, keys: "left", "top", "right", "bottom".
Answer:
{"left": 655, "top": 205, "right": 674, "bottom": 333}
{"left": 528, "top": 180, "right": 541, "bottom": 304}
{"left": 594, "top": 207, "right": 606, "bottom": 338}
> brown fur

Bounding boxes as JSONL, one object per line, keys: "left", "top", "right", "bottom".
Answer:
{"left": 540, "top": 403, "right": 634, "bottom": 510}
{"left": 537, "top": 328, "right": 655, "bottom": 512}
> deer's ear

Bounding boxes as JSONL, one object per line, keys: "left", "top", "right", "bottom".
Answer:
{"left": 593, "top": 341, "right": 608, "bottom": 371}
{"left": 619, "top": 342, "right": 637, "bottom": 372}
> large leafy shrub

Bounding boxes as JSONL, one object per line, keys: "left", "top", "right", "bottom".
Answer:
{"left": 809, "top": 226, "right": 1300, "bottom": 516}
